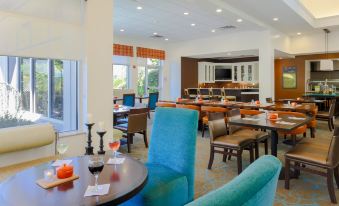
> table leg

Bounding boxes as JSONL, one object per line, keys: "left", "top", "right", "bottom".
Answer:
{"left": 270, "top": 130, "right": 278, "bottom": 157}
{"left": 139, "top": 98, "right": 142, "bottom": 104}
{"left": 113, "top": 114, "right": 117, "bottom": 126}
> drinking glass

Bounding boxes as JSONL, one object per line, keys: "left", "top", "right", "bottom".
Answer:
{"left": 88, "top": 155, "right": 105, "bottom": 192}
{"left": 57, "top": 143, "right": 69, "bottom": 159}
{"left": 108, "top": 139, "right": 121, "bottom": 159}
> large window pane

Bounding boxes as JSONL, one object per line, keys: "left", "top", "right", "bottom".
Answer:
{"left": 137, "top": 66, "right": 146, "bottom": 96}
{"left": 51, "top": 60, "right": 63, "bottom": 120}
{"left": 34, "top": 59, "right": 49, "bottom": 116}
{"left": 19, "top": 58, "right": 31, "bottom": 111}
{"left": 113, "top": 65, "right": 128, "bottom": 89}
{"left": 147, "top": 68, "right": 159, "bottom": 91}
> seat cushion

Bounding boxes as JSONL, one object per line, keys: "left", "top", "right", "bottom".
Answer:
{"left": 285, "top": 143, "right": 329, "bottom": 165}
{"left": 213, "top": 134, "right": 253, "bottom": 147}
{"left": 307, "top": 119, "right": 317, "bottom": 128}
{"left": 232, "top": 129, "right": 269, "bottom": 141}
{"left": 316, "top": 112, "right": 330, "bottom": 118}
{"left": 121, "top": 163, "right": 189, "bottom": 206}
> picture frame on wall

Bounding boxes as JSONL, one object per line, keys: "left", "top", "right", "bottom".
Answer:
{"left": 282, "top": 66, "right": 297, "bottom": 89}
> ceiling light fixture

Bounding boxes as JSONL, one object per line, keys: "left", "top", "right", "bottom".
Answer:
{"left": 165, "top": 38, "right": 169, "bottom": 41}
{"left": 191, "top": 23, "right": 196, "bottom": 26}
{"left": 137, "top": 6, "right": 143, "bottom": 10}
{"left": 297, "top": 32, "right": 301, "bottom": 35}
{"left": 211, "top": 29, "right": 216, "bottom": 33}
{"left": 273, "top": 17, "right": 279, "bottom": 21}
{"left": 120, "top": 29, "right": 125, "bottom": 32}
{"left": 216, "top": 9, "right": 222, "bottom": 13}
{"left": 227, "top": 52, "right": 231, "bottom": 56}
{"left": 274, "top": 34, "right": 280, "bottom": 38}
{"left": 184, "top": 12, "right": 189, "bottom": 15}
{"left": 237, "top": 18, "right": 243, "bottom": 23}
{"left": 153, "top": 32, "right": 158, "bottom": 35}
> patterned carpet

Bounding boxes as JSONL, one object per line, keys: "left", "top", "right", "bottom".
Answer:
{"left": 0, "top": 117, "right": 338, "bottom": 205}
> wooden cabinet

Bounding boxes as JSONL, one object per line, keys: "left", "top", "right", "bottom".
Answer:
{"left": 232, "top": 62, "right": 258, "bottom": 83}
{"left": 198, "top": 62, "right": 215, "bottom": 83}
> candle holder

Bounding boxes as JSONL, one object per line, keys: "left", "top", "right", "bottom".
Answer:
{"left": 85, "top": 123, "right": 95, "bottom": 155}
{"left": 97, "top": 131, "right": 107, "bottom": 155}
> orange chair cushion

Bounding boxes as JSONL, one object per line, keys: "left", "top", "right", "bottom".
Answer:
{"left": 202, "top": 115, "right": 227, "bottom": 124}
{"left": 279, "top": 125, "right": 307, "bottom": 135}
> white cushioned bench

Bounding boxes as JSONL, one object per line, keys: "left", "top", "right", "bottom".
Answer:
{"left": 0, "top": 123, "right": 56, "bottom": 167}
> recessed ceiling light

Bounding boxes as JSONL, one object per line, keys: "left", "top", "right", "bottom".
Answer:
{"left": 120, "top": 29, "right": 125, "bottom": 32}
{"left": 137, "top": 6, "right": 143, "bottom": 10}
{"left": 274, "top": 34, "right": 280, "bottom": 38}
{"left": 273, "top": 17, "right": 279, "bottom": 21}
{"left": 237, "top": 18, "right": 243, "bottom": 23}
{"left": 184, "top": 12, "right": 189, "bottom": 15}
{"left": 211, "top": 29, "right": 216, "bottom": 33}
{"left": 191, "top": 23, "right": 196, "bottom": 26}
{"left": 297, "top": 32, "right": 302, "bottom": 35}
{"left": 227, "top": 52, "right": 232, "bottom": 56}
{"left": 153, "top": 32, "right": 158, "bottom": 35}
{"left": 216, "top": 9, "right": 222, "bottom": 13}
{"left": 165, "top": 38, "right": 169, "bottom": 41}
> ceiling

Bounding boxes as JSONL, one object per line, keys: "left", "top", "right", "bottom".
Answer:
{"left": 299, "top": 0, "right": 339, "bottom": 19}
{"left": 114, "top": 0, "right": 339, "bottom": 42}
{"left": 188, "top": 49, "right": 259, "bottom": 59}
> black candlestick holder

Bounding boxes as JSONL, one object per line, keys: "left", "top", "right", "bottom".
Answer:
{"left": 97, "top": 131, "right": 107, "bottom": 155}
{"left": 85, "top": 123, "right": 95, "bottom": 155}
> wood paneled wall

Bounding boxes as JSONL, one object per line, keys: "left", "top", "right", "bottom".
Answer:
{"left": 181, "top": 57, "right": 199, "bottom": 96}
{"left": 275, "top": 53, "right": 339, "bottom": 100}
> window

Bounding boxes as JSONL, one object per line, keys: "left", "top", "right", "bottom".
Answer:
{"left": 0, "top": 56, "right": 78, "bottom": 132}
{"left": 137, "top": 58, "right": 162, "bottom": 96}
{"left": 113, "top": 64, "right": 128, "bottom": 89}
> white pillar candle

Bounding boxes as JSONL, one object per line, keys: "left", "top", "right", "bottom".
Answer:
{"left": 87, "top": 113, "right": 93, "bottom": 124}
{"left": 44, "top": 169, "right": 54, "bottom": 181}
{"left": 98, "top": 121, "right": 105, "bottom": 132}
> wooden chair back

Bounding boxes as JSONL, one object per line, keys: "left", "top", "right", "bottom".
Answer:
{"left": 156, "top": 102, "right": 176, "bottom": 108}
{"left": 208, "top": 112, "right": 227, "bottom": 142}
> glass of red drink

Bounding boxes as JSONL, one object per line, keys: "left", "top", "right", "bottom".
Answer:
{"left": 108, "top": 139, "right": 121, "bottom": 159}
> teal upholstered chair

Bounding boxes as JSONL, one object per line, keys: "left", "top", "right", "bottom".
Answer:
{"left": 123, "top": 93, "right": 135, "bottom": 107}
{"left": 148, "top": 92, "right": 159, "bottom": 111}
{"left": 186, "top": 155, "right": 281, "bottom": 206}
{"left": 121, "top": 107, "right": 199, "bottom": 206}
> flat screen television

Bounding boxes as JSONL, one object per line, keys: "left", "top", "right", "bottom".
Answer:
{"left": 215, "top": 68, "right": 232, "bottom": 81}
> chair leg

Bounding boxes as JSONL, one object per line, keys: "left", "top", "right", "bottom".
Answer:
{"left": 222, "top": 148, "right": 227, "bottom": 162}
{"left": 310, "top": 127, "right": 315, "bottom": 138}
{"left": 208, "top": 145, "right": 215, "bottom": 169}
{"left": 237, "top": 149, "right": 243, "bottom": 174}
{"left": 228, "top": 150, "right": 232, "bottom": 160}
{"left": 284, "top": 134, "right": 287, "bottom": 139}
{"left": 294, "top": 162, "right": 300, "bottom": 178}
{"left": 202, "top": 124, "right": 205, "bottom": 137}
{"left": 249, "top": 145, "right": 254, "bottom": 163}
{"left": 127, "top": 134, "right": 132, "bottom": 153}
{"left": 292, "top": 135, "right": 297, "bottom": 145}
{"left": 264, "top": 139, "right": 268, "bottom": 155}
{"left": 331, "top": 118, "right": 335, "bottom": 129}
{"left": 327, "top": 168, "right": 337, "bottom": 204}
{"left": 254, "top": 142, "right": 259, "bottom": 159}
{"left": 328, "top": 119, "right": 333, "bottom": 131}
{"left": 143, "top": 131, "right": 148, "bottom": 148}
{"left": 303, "top": 132, "right": 306, "bottom": 138}
{"left": 334, "top": 166, "right": 339, "bottom": 189}
{"left": 285, "top": 159, "right": 290, "bottom": 189}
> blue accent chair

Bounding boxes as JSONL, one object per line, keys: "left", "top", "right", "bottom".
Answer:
{"left": 148, "top": 92, "right": 159, "bottom": 111}
{"left": 121, "top": 107, "right": 199, "bottom": 206}
{"left": 123, "top": 93, "right": 135, "bottom": 107}
{"left": 186, "top": 155, "right": 281, "bottom": 206}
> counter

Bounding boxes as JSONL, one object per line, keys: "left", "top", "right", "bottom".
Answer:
{"left": 186, "top": 88, "right": 259, "bottom": 101}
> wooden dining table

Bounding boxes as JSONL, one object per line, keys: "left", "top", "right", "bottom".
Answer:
{"left": 268, "top": 103, "right": 317, "bottom": 114}
{"left": 0, "top": 155, "right": 148, "bottom": 206}
{"left": 228, "top": 113, "right": 312, "bottom": 179}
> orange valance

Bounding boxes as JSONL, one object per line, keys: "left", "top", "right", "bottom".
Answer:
{"left": 136, "top": 47, "right": 165, "bottom": 60}
{"left": 113, "top": 44, "right": 133, "bottom": 57}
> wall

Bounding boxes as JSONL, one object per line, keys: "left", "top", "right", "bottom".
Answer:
{"left": 181, "top": 57, "right": 198, "bottom": 95}
{"left": 275, "top": 52, "right": 339, "bottom": 100}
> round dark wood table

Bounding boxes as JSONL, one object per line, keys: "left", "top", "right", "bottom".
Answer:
{"left": 0, "top": 154, "right": 148, "bottom": 206}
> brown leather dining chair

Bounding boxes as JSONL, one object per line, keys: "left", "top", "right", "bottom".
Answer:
{"left": 285, "top": 127, "right": 339, "bottom": 204}
{"left": 201, "top": 106, "right": 229, "bottom": 137}
{"left": 113, "top": 108, "right": 148, "bottom": 153}
{"left": 228, "top": 109, "right": 269, "bottom": 159}
{"left": 277, "top": 111, "right": 307, "bottom": 145}
{"left": 317, "top": 99, "right": 336, "bottom": 131}
{"left": 207, "top": 112, "right": 255, "bottom": 174}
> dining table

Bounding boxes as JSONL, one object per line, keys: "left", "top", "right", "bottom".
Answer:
{"left": 113, "top": 105, "right": 131, "bottom": 125}
{"left": 228, "top": 113, "right": 312, "bottom": 179}
{"left": 268, "top": 103, "right": 317, "bottom": 114}
{"left": 0, "top": 154, "right": 148, "bottom": 206}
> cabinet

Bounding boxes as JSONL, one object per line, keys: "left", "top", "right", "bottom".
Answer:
{"left": 232, "top": 62, "right": 258, "bottom": 83}
{"left": 198, "top": 62, "right": 215, "bottom": 83}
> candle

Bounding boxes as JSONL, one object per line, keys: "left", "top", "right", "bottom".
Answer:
{"left": 44, "top": 169, "right": 54, "bottom": 181}
{"left": 98, "top": 121, "right": 105, "bottom": 132}
{"left": 87, "top": 113, "right": 93, "bottom": 124}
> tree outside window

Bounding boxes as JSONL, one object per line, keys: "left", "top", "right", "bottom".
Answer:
{"left": 113, "top": 65, "right": 128, "bottom": 89}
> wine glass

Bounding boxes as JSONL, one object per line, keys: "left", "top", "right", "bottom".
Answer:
{"left": 57, "top": 143, "right": 69, "bottom": 160}
{"left": 88, "top": 155, "right": 105, "bottom": 192}
{"left": 108, "top": 139, "right": 120, "bottom": 159}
